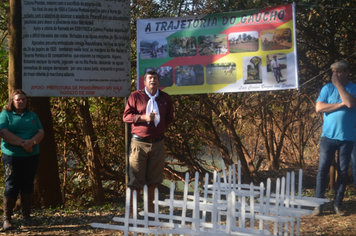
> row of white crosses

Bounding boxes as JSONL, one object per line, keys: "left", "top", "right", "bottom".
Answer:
{"left": 92, "top": 159, "right": 329, "bottom": 236}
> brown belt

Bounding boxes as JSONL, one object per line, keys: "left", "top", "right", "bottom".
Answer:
{"left": 132, "top": 134, "right": 164, "bottom": 143}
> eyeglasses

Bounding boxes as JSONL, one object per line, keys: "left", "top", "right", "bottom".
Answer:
{"left": 14, "top": 98, "right": 27, "bottom": 102}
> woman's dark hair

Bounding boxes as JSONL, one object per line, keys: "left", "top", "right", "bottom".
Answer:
{"left": 6, "top": 89, "right": 29, "bottom": 112}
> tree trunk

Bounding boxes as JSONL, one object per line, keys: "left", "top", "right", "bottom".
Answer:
{"left": 231, "top": 135, "right": 259, "bottom": 184}
{"left": 8, "top": 0, "right": 22, "bottom": 94}
{"left": 77, "top": 99, "right": 105, "bottom": 205}
{"left": 30, "top": 98, "right": 63, "bottom": 208}
{"left": 9, "top": 0, "right": 62, "bottom": 208}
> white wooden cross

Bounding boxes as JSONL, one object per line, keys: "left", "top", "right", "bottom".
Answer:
{"left": 92, "top": 159, "right": 328, "bottom": 236}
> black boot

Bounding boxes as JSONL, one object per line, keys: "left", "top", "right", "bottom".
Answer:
{"left": 3, "top": 197, "right": 16, "bottom": 230}
{"left": 21, "top": 194, "right": 36, "bottom": 226}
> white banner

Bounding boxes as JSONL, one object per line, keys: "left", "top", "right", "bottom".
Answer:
{"left": 22, "top": 0, "right": 131, "bottom": 97}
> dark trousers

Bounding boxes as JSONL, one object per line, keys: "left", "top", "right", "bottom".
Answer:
{"left": 350, "top": 143, "right": 356, "bottom": 188}
{"left": 2, "top": 153, "right": 40, "bottom": 198}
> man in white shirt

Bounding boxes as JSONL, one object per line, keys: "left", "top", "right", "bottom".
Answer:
{"left": 270, "top": 55, "right": 282, "bottom": 83}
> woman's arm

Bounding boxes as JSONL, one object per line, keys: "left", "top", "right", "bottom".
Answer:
{"left": 31, "top": 129, "right": 44, "bottom": 145}
{"left": 21, "top": 129, "right": 45, "bottom": 152}
{"left": 0, "top": 128, "right": 25, "bottom": 146}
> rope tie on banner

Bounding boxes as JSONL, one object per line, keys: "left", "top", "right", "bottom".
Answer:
{"left": 295, "top": 3, "right": 356, "bottom": 89}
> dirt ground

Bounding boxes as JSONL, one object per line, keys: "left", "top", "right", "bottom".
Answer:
{"left": 2, "top": 166, "right": 356, "bottom": 236}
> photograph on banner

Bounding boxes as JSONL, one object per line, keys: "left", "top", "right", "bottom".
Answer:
{"left": 174, "top": 65, "right": 204, "bottom": 86}
{"left": 145, "top": 66, "right": 173, "bottom": 87}
{"left": 169, "top": 37, "right": 197, "bottom": 57}
{"left": 267, "top": 53, "right": 287, "bottom": 84}
{"left": 206, "top": 63, "right": 236, "bottom": 85}
{"left": 261, "top": 29, "right": 292, "bottom": 51}
{"left": 198, "top": 34, "right": 228, "bottom": 55}
{"left": 137, "top": 3, "right": 298, "bottom": 95}
{"left": 228, "top": 31, "right": 259, "bottom": 53}
{"left": 243, "top": 56, "right": 262, "bottom": 84}
{"left": 140, "top": 39, "right": 168, "bottom": 59}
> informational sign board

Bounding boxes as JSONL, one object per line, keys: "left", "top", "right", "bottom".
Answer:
{"left": 22, "top": 0, "right": 131, "bottom": 97}
{"left": 137, "top": 4, "right": 298, "bottom": 95}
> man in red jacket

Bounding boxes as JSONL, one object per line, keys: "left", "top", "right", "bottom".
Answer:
{"left": 123, "top": 70, "right": 174, "bottom": 216}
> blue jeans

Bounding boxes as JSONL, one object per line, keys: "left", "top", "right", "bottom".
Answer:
{"left": 350, "top": 142, "right": 356, "bottom": 188}
{"left": 315, "top": 137, "right": 353, "bottom": 206}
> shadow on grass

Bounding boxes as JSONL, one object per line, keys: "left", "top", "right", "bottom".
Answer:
{"left": 0, "top": 209, "right": 126, "bottom": 235}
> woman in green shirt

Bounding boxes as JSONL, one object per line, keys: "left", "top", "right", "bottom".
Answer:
{"left": 0, "top": 89, "right": 44, "bottom": 230}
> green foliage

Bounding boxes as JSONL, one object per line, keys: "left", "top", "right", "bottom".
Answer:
{"left": 0, "top": 5, "right": 8, "bottom": 109}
